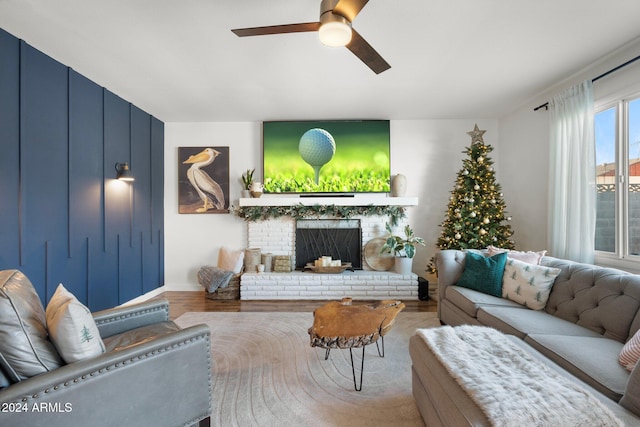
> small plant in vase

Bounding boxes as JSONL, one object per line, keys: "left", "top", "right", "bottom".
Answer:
{"left": 241, "top": 168, "right": 255, "bottom": 198}
{"left": 381, "top": 223, "right": 425, "bottom": 275}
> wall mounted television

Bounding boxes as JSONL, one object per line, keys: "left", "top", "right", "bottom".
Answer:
{"left": 262, "top": 120, "right": 391, "bottom": 194}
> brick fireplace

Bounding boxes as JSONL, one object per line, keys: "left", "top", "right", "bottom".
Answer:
{"left": 239, "top": 196, "right": 420, "bottom": 300}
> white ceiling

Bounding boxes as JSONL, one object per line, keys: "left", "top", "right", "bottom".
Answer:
{"left": 1, "top": 0, "right": 640, "bottom": 122}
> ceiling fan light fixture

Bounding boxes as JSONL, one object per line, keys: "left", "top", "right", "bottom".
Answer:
{"left": 319, "top": 14, "right": 352, "bottom": 47}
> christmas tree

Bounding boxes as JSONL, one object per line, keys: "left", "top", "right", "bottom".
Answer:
{"left": 429, "top": 124, "right": 514, "bottom": 272}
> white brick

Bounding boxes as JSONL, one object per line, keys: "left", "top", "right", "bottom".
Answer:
{"left": 281, "top": 285, "right": 307, "bottom": 291}
{"left": 373, "top": 286, "right": 398, "bottom": 291}
{"left": 274, "top": 280, "right": 300, "bottom": 287}
{"left": 253, "top": 291, "right": 280, "bottom": 297}
{"left": 365, "top": 280, "right": 390, "bottom": 286}
{"left": 366, "top": 290, "right": 391, "bottom": 296}
{"left": 326, "top": 285, "right": 353, "bottom": 291}
{"left": 277, "top": 291, "right": 301, "bottom": 297}
{"left": 302, "top": 291, "right": 323, "bottom": 297}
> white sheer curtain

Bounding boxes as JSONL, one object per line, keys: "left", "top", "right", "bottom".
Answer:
{"left": 548, "top": 80, "right": 595, "bottom": 263}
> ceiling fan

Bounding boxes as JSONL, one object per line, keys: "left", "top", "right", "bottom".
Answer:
{"left": 231, "top": 0, "right": 391, "bottom": 74}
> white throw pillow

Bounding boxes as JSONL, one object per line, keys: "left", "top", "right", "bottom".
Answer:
{"left": 46, "top": 284, "right": 105, "bottom": 363}
{"left": 620, "top": 330, "right": 640, "bottom": 371}
{"left": 501, "top": 258, "right": 561, "bottom": 310}
{"left": 218, "top": 247, "right": 244, "bottom": 273}
{"left": 487, "top": 245, "right": 546, "bottom": 265}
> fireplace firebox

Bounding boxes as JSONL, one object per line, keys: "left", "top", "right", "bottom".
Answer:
{"left": 295, "top": 219, "right": 362, "bottom": 270}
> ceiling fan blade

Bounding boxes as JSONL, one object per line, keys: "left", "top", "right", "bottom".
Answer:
{"left": 232, "top": 22, "right": 321, "bottom": 37}
{"left": 333, "top": 0, "right": 370, "bottom": 22}
{"left": 346, "top": 29, "right": 390, "bottom": 74}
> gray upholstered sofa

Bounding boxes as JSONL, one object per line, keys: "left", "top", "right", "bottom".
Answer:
{"left": 0, "top": 269, "right": 212, "bottom": 427}
{"left": 409, "top": 249, "right": 640, "bottom": 426}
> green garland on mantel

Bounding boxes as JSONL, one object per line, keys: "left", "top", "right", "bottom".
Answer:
{"left": 232, "top": 204, "right": 407, "bottom": 226}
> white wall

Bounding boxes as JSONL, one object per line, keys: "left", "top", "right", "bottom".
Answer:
{"left": 164, "top": 119, "right": 498, "bottom": 290}
{"left": 499, "top": 36, "right": 640, "bottom": 255}
{"left": 164, "top": 122, "right": 260, "bottom": 290}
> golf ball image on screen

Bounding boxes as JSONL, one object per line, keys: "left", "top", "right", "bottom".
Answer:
{"left": 299, "top": 128, "right": 336, "bottom": 166}
{"left": 299, "top": 128, "right": 336, "bottom": 184}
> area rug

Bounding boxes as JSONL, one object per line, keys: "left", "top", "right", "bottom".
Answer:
{"left": 175, "top": 311, "right": 439, "bottom": 427}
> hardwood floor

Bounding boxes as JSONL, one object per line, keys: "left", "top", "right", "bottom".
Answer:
{"left": 160, "top": 290, "right": 437, "bottom": 320}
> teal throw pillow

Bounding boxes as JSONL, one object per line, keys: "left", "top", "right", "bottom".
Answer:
{"left": 457, "top": 251, "right": 508, "bottom": 297}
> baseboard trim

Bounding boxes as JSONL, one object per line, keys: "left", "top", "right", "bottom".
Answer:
{"left": 121, "top": 286, "right": 166, "bottom": 306}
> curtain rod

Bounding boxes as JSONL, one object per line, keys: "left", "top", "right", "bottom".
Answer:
{"left": 533, "top": 53, "right": 640, "bottom": 111}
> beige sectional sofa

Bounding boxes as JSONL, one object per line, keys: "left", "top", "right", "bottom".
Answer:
{"left": 409, "top": 249, "right": 640, "bottom": 426}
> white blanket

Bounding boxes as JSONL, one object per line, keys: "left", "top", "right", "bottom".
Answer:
{"left": 417, "top": 325, "right": 624, "bottom": 427}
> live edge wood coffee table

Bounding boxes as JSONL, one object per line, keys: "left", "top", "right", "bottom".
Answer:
{"left": 308, "top": 298, "right": 405, "bottom": 391}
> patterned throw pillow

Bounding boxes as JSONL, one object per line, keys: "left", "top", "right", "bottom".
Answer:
{"left": 457, "top": 251, "right": 508, "bottom": 297}
{"left": 487, "top": 245, "right": 547, "bottom": 265}
{"left": 501, "top": 258, "right": 561, "bottom": 310}
{"left": 46, "top": 284, "right": 106, "bottom": 363}
{"left": 620, "top": 330, "right": 640, "bottom": 371}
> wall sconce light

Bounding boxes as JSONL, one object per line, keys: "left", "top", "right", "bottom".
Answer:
{"left": 115, "top": 162, "right": 134, "bottom": 181}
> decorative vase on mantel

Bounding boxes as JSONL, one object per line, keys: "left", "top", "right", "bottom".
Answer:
{"left": 391, "top": 174, "right": 407, "bottom": 197}
{"left": 249, "top": 182, "right": 264, "bottom": 198}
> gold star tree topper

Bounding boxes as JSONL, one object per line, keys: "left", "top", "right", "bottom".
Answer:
{"left": 466, "top": 124, "right": 486, "bottom": 144}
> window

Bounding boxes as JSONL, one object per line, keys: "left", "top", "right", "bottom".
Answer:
{"left": 595, "top": 95, "right": 640, "bottom": 258}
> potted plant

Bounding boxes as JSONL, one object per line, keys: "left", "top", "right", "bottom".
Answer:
{"left": 241, "top": 168, "right": 255, "bottom": 198}
{"left": 381, "top": 222, "right": 425, "bottom": 275}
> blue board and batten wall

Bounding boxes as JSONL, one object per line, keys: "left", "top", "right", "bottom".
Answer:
{"left": 0, "top": 28, "right": 164, "bottom": 311}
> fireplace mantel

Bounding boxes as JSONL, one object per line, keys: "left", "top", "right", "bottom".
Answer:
{"left": 239, "top": 195, "right": 418, "bottom": 207}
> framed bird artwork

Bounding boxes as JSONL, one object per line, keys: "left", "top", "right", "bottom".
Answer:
{"left": 178, "top": 146, "right": 230, "bottom": 214}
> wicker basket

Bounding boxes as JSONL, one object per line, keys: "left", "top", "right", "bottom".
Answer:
{"left": 205, "top": 274, "right": 241, "bottom": 300}
{"left": 273, "top": 255, "right": 291, "bottom": 272}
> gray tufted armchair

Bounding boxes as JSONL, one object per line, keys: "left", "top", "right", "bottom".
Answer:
{"left": 0, "top": 270, "right": 211, "bottom": 427}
